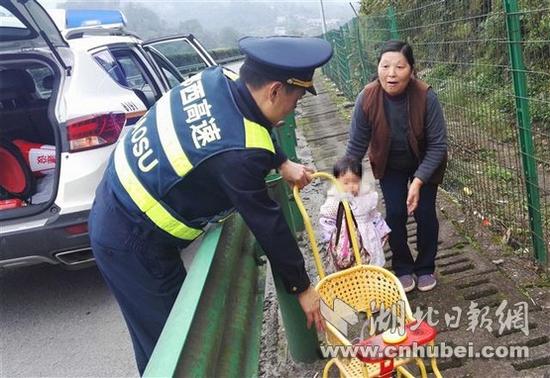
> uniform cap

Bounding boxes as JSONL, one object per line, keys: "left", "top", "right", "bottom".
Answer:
{"left": 238, "top": 36, "right": 333, "bottom": 95}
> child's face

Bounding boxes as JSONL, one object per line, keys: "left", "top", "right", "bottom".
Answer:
{"left": 337, "top": 170, "right": 361, "bottom": 196}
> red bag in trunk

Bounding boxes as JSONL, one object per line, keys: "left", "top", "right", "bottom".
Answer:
{"left": 12, "top": 139, "right": 56, "bottom": 176}
{"left": 0, "top": 139, "right": 35, "bottom": 199}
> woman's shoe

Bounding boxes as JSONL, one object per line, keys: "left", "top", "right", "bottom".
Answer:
{"left": 398, "top": 274, "right": 415, "bottom": 293}
{"left": 417, "top": 274, "right": 437, "bottom": 292}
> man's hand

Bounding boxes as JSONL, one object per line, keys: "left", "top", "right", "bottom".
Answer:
{"left": 279, "top": 159, "right": 314, "bottom": 189}
{"left": 406, "top": 177, "right": 423, "bottom": 215}
{"left": 297, "top": 286, "right": 325, "bottom": 332}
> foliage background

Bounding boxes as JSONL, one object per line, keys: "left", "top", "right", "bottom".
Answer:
{"left": 323, "top": 0, "right": 550, "bottom": 264}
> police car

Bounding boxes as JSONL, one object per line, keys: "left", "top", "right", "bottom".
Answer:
{"left": 0, "top": 0, "right": 219, "bottom": 268}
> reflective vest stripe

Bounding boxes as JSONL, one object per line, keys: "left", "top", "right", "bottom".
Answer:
{"left": 220, "top": 69, "right": 274, "bottom": 152}
{"left": 114, "top": 140, "right": 203, "bottom": 240}
{"left": 156, "top": 94, "right": 193, "bottom": 177}
{"left": 244, "top": 119, "right": 275, "bottom": 152}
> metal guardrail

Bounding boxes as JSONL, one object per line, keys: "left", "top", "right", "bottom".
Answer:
{"left": 144, "top": 216, "right": 265, "bottom": 377}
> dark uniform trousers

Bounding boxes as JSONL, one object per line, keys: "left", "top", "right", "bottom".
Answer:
{"left": 379, "top": 168, "right": 439, "bottom": 277}
{"left": 89, "top": 178, "right": 191, "bottom": 374}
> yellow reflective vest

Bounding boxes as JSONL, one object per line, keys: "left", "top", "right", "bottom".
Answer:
{"left": 110, "top": 66, "right": 275, "bottom": 240}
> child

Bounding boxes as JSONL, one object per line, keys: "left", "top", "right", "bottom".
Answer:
{"left": 319, "top": 157, "right": 390, "bottom": 269}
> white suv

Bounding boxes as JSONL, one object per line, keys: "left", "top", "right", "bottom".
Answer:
{"left": 0, "top": 1, "right": 219, "bottom": 268}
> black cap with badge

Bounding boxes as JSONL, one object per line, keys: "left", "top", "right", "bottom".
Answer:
{"left": 238, "top": 36, "right": 333, "bottom": 95}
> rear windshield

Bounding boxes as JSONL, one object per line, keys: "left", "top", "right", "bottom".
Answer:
{"left": 0, "top": 5, "right": 34, "bottom": 41}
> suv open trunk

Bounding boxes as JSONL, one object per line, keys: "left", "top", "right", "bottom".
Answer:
{"left": 0, "top": 59, "right": 60, "bottom": 219}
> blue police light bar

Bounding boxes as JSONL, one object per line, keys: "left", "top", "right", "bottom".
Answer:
{"left": 65, "top": 9, "right": 127, "bottom": 28}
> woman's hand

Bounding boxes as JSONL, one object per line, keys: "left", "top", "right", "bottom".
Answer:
{"left": 297, "top": 285, "right": 325, "bottom": 332}
{"left": 406, "top": 177, "right": 424, "bottom": 215}
{"left": 279, "top": 159, "right": 314, "bottom": 189}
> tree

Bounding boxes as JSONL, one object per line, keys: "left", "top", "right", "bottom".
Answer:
{"left": 177, "top": 19, "right": 215, "bottom": 48}
{"left": 123, "top": 3, "right": 166, "bottom": 39}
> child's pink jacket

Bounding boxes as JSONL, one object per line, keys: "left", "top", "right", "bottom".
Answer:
{"left": 319, "top": 186, "right": 390, "bottom": 267}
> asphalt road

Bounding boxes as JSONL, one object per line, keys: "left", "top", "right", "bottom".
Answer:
{"left": 0, "top": 264, "right": 137, "bottom": 377}
{"left": 0, "top": 60, "right": 245, "bottom": 378}
{"left": 0, "top": 242, "right": 206, "bottom": 377}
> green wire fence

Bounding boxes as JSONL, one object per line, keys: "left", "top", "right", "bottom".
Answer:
{"left": 322, "top": 0, "right": 549, "bottom": 267}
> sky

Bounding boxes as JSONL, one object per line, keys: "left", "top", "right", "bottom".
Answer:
{"left": 38, "top": 0, "right": 360, "bottom": 41}
{"left": 38, "top": 0, "right": 359, "bottom": 24}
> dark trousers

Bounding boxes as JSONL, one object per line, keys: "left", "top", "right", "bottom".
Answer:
{"left": 89, "top": 180, "right": 190, "bottom": 375}
{"left": 379, "top": 169, "right": 439, "bottom": 277}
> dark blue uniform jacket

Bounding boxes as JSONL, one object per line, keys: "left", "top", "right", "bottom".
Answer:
{"left": 92, "top": 78, "right": 310, "bottom": 294}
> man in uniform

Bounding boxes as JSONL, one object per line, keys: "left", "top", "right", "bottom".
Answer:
{"left": 88, "top": 35, "right": 332, "bottom": 374}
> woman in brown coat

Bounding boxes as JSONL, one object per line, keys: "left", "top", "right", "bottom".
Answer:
{"left": 345, "top": 40, "right": 448, "bottom": 293}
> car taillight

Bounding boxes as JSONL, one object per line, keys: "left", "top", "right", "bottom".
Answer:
{"left": 67, "top": 113, "right": 126, "bottom": 152}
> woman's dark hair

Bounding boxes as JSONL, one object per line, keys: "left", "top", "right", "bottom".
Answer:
{"left": 370, "top": 40, "right": 415, "bottom": 81}
{"left": 333, "top": 156, "right": 363, "bottom": 179}
{"left": 377, "top": 40, "right": 415, "bottom": 68}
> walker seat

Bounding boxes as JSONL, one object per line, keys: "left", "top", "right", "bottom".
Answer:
{"left": 293, "top": 172, "right": 442, "bottom": 378}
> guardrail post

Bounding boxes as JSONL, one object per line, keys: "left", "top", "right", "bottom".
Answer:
{"left": 266, "top": 173, "right": 300, "bottom": 234}
{"left": 272, "top": 272, "right": 320, "bottom": 362}
{"left": 273, "top": 113, "right": 299, "bottom": 162}
{"left": 503, "top": 0, "right": 548, "bottom": 265}
{"left": 271, "top": 113, "right": 305, "bottom": 232}
{"left": 265, "top": 174, "right": 320, "bottom": 363}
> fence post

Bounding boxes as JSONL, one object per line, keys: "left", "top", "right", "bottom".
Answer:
{"left": 342, "top": 23, "right": 355, "bottom": 98}
{"left": 387, "top": 6, "right": 400, "bottom": 40}
{"left": 335, "top": 26, "right": 351, "bottom": 97}
{"left": 503, "top": 0, "right": 548, "bottom": 265}
{"left": 352, "top": 17, "right": 369, "bottom": 86}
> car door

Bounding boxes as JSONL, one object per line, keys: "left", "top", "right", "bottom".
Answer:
{"left": 1, "top": 0, "right": 70, "bottom": 72}
{"left": 142, "top": 34, "right": 216, "bottom": 90}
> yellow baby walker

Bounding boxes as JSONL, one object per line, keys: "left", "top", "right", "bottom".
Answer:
{"left": 293, "top": 172, "right": 442, "bottom": 378}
